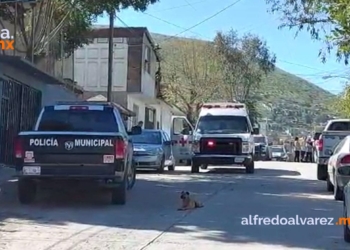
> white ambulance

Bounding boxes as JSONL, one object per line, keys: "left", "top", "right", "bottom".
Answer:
{"left": 191, "top": 102, "right": 259, "bottom": 173}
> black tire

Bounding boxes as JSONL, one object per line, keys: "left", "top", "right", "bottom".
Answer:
{"left": 168, "top": 165, "right": 175, "bottom": 171}
{"left": 245, "top": 160, "right": 255, "bottom": 174}
{"left": 157, "top": 157, "right": 165, "bottom": 173}
{"left": 200, "top": 164, "right": 208, "bottom": 170}
{"left": 326, "top": 174, "right": 334, "bottom": 192}
{"left": 317, "top": 164, "right": 327, "bottom": 181}
{"left": 344, "top": 200, "right": 350, "bottom": 243}
{"left": 191, "top": 162, "right": 200, "bottom": 173}
{"left": 334, "top": 175, "right": 344, "bottom": 201}
{"left": 127, "top": 161, "right": 136, "bottom": 190}
{"left": 18, "top": 178, "right": 37, "bottom": 204}
{"left": 111, "top": 177, "right": 126, "bottom": 205}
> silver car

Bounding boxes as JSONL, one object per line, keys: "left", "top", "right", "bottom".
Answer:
{"left": 326, "top": 135, "right": 350, "bottom": 200}
{"left": 131, "top": 129, "right": 175, "bottom": 173}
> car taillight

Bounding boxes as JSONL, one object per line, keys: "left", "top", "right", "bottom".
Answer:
{"left": 115, "top": 139, "right": 126, "bottom": 159}
{"left": 207, "top": 140, "right": 215, "bottom": 147}
{"left": 14, "top": 137, "right": 23, "bottom": 158}
{"left": 340, "top": 155, "right": 350, "bottom": 164}
{"left": 317, "top": 138, "right": 323, "bottom": 151}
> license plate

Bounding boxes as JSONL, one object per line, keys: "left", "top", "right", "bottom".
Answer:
{"left": 103, "top": 155, "right": 115, "bottom": 163}
{"left": 235, "top": 157, "right": 244, "bottom": 163}
{"left": 23, "top": 166, "right": 41, "bottom": 175}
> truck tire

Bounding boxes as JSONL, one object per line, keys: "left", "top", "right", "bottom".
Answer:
{"left": 326, "top": 174, "right": 334, "bottom": 192}
{"left": 111, "top": 177, "right": 126, "bottom": 205}
{"left": 245, "top": 160, "right": 255, "bottom": 174}
{"left": 18, "top": 179, "right": 37, "bottom": 204}
{"left": 334, "top": 175, "right": 344, "bottom": 201}
{"left": 191, "top": 162, "right": 200, "bottom": 173}
{"left": 317, "top": 164, "right": 327, "bottom": 181}
{"left": 127, "top": 161, "right": 136, "bottom": 190}
{"left": 168, "top": 165, "right": 175, "bottom": 171}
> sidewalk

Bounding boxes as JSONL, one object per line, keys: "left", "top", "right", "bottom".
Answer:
{"left": 0, "top": 165, "right": 14, "bottom": 184}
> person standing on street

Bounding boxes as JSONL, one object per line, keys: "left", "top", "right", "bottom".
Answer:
{"left": 294, "top": 137, "right": 301, "bottom": 162}
{"left": 305, "top": 137, "right": 313, "bottom": 162}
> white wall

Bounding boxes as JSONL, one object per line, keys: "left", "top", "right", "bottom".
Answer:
{"left": 127, "top": 94, "right": 146, "bottom": 130}
{"left": 73, "top": 38, "right": 128, "bottom": 92}
{"left": 141, "top": 70, "right": 155, "bottom": 98}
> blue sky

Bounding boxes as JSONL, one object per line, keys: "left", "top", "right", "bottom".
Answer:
{"left": 96, "top": 0, "right": 349, "bottom": 94}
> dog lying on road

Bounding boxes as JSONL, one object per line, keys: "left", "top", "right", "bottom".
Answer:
{"left": 178, "top": 191, "right": 203, "bottom": 211}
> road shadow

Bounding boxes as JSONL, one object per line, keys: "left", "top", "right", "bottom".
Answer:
{"left": 0, "top": 166, "right": 347, "bottom": 249}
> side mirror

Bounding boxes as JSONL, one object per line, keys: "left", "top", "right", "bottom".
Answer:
{"left": 163, "top": 141, "right": 171, "bottom": 146}
{"left": 252, "top": 128, "right": 259, "bottom": 135}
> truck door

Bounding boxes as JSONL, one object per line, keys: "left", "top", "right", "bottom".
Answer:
{"left": 171, "top": 116, "right": 194, "bottom": 166}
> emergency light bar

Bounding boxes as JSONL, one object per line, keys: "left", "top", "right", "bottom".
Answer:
{"left": 53, "top": 105, "right": 104, "bottom": 111}
{"left": 201, "top": 104, "right": 245, "bottom": 109}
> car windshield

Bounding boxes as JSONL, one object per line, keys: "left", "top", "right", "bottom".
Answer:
{"left": 195, "top": 115, "right": 249, "bottom": 134}
{"left": 38, "top": 109, "right": 118, "bottom": 132}
{"left": 254, "top": 136, "right": 265, "bottom": 144}
{"left": 271, "top": 147, "right": 284, "bottom": 153}
{"left": 131, "top": 131, "right": 162, "bottom": 144}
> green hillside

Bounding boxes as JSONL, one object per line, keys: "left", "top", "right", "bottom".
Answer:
{"left": 151, "top": 33, "right": 336, "bottom": 131}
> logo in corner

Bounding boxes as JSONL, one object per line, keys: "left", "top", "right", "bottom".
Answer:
{"left": 64, "top": 141, "right": 74, "bottom": 150}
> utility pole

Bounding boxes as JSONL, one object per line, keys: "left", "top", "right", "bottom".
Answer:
{"left": 107, "top": 10, "right": 114, "bottom": 102}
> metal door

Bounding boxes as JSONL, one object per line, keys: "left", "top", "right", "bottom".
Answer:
{"left": 170, "top": 116, "right": 193, "bottom": 165}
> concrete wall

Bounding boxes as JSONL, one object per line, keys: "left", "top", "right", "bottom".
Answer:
{"left": 0, "top": 62, "right": 82, "bottom": 107}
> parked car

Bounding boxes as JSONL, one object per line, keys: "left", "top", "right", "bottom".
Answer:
{"left": 270, "top": 145, "right": 288, "bottom": 161}
{"left": 326, "top": 135, "right": 350, "bottom": 200}
{"left": 131, "top": 129, "right": 175, "bottom": 173}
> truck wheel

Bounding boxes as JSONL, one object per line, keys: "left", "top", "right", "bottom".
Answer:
{"left": 344, "top": 201, "right": 350, "bottom": 242}
{"left": 127, "top": 161, "right": 136, "bottom": 190}
{"left": 334, "top": 175, "right": 344, "bottom": 201}
{"left": 191, "top": 162, "right": 200, "bottom": 173}
{"left": 18, "top": 179, "right": 37, "bottom": 204}
{"left": 168, "top": 165, "right": 175, "bottom": 171}
{"left": 326, "top": 174, "right": 334, "bottom": 192}
{"left": 111, "top": 177, "right": 126, "bottom": 205}
{"left": 245, "top": 160, "right": 255, "bottom": 174}
{"left": 200, "top": 164, "right": 208, "bottom": 170}
{"left": 317, "top": 164, "right": 327, "bottom": 181}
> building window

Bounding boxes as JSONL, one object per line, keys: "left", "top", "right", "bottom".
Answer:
{"left": 144, "top": 46, "right": 151, "bottom": 74}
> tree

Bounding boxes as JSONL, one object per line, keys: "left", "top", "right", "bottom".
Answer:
{"left": 0, "top": 0, "right": 159, "bottom": 63}
{"left": 265, "top": 0, "right": 350, "bottom": 64}
{"left": 213, "top": 30, "right": 276, "bottom": 124}
{"left": 160, "top": 39, "right": 222, "bottom": 124}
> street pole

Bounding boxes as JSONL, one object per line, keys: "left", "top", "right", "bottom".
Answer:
{"left": 107, "top": 11, "right": 114, "bottom": 102}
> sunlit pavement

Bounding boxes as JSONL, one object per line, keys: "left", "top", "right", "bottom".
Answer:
{"left": 0, "top": 162, "right": 348, "bottom": 250}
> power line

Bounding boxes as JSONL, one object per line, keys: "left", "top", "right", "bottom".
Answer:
{"left": 143, "top": 12, "right": 211, "bottom": 40}
{"left": 183, "top": 0, "right": 197, "bottom": 10}
{"left": 162, "top": 0, "right": 244, "bottom": 42}
{"left": 152, "top": 0, "right": 209, "bottom": 12}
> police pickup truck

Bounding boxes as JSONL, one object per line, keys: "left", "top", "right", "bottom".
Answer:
{"left": 191, "top": 102, "right": 258, "bottom": 173}
{"left": 14, "top": 102, "right": 139, "bottom": 205}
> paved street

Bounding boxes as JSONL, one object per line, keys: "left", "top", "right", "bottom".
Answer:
{"left": 0, "top": 162, "right": 348, "bottom": 250}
